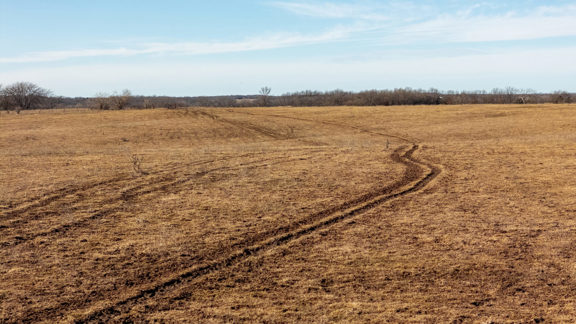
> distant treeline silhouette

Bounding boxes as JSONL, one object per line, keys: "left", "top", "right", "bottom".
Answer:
{"left": 1, "top": 82, "right": 573, "bottom": 113}
{"left": 81, "top": 87, "right": 574, "bottom": 109}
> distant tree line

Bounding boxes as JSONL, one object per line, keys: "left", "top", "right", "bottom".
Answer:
{"left": 264, "top": 87, "right": 573, "bottom": 107}
{"left": 88, "top": 87, "right": 575, "bottom": 109}
{"left": 85, "top": 87, "right": 576, "bottom": 108}
{"left": 1, "top": 82, "right": 574, "bottom": 113}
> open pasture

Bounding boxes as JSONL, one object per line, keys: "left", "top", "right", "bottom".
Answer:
{"left": 1, "top": 104, "right": 576, "bottom": 322}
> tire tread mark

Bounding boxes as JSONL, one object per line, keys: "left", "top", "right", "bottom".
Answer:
{"left": 205, "top": 111, "right": 326, "bottom": 146}
{"left": 1, "top": 149, "right": 313, "bottom": 225}
{"left": 228, "top": 110, "right": 417, "bottom": 143}
{"left": 1, "top": 149, "right": 309, "bottom": 220}
{"left": 0, "top": 154, "right": 319, "bottom": 248}
{"left": 74, "top": 144, "right": 440, "bottom": 323}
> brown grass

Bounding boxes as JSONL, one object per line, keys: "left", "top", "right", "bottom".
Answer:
{"left": 1, "top": 104, "right": 576, "bottom": 322}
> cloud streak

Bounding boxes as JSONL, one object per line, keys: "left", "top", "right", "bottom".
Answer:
{"left": 2, "top": 2, "right": 576, "bottom": 65}
{"left": 392, "top": 8, "right": 576, "bottom": 44}
{"left": 0, "top": 29, "right": 353, "bottom": 64}
{"left": 272, "top": 1, "right": 576, "bottom": 44}
{"left": 268, "top": 1, "right": 390, "bottom": 20}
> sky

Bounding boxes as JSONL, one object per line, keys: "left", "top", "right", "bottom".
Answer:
{"left": 0, "top": 0, "right": 575, "bottom": 97}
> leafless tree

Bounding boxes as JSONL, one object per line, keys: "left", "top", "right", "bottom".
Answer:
{"left": 553, "top": 91, "right": 572, "bottom": 104}
{"left": 142, "top": 99, "right": 155, "bottom": 109}
{"left": 0, "top": 84, "right": 8, "bottom": 111}
{"left": 259, "top": 86, "right": 271, "bottom": 106}
{"left": 327, "top": 89, "right": 348, "bottom": 105}
{"left": 110, "top": 89, "right": 132, "bottom": 109}
{"left": 0, "top": 82, "right": 52, "bottom": 113}
{"left": 92, "top": 92, "right": 111, "bottom": 110}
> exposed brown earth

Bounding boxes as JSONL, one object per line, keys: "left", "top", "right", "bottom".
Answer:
{"left": 1, "top": 104, "right": 576, "bottom": 322}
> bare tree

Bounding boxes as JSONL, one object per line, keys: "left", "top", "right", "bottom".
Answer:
{"left": 143, "top": 99, "right": 155, "bottom": 109}
{"left": 553, "top": 91, "right": 572, "bottom": 104}
{"left": 0, "top": 82, "right": 52, "bottom": 113}
{"left": 327, "top": 89, "right": 348, "bottom": 105}
{"left": 92, "top": 92, "right": 111, "bottom": 110}
{"left": 110, "top": 89, "right": 132, "bottom": 109}
{"left": 0, "top": 84, "right": 8, "bottom": 111}
{"left": 259, "top": 86, "right": 271, "bottom": 106}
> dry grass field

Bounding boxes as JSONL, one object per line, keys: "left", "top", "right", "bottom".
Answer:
{"left": 1, "top": 104, "right": 576, "bottom": 323}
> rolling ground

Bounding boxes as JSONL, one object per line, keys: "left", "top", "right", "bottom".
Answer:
{"left": 1, "top": 104, "right": 576, "bottom": 322}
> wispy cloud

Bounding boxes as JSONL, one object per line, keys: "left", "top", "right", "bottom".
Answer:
{"left": 2, "top": 2, "right": 576, "bottom": 66}
{"left": 392, "top": 6, "right": 576, "bottom": 44}
{"left": 271, "top": 1, "right": 576, "bottom": 44}
{"left": 268, "top": 1, "right": 390, "bottom": 20}
{"left": 0, "top": 29, "right": 353, "bottom": 64}
{"left": 4, "top": 46, "right": 575, "bottom": 96}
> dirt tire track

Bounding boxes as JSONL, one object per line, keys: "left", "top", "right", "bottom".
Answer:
{"left": 226, "top": 109, "right": 419, "bottom": 144}
{"left": 0, "top": 152, "right": 276, "bottom": 220}
{"left": 4, "top": 109, "right": 442, "bottom": 323}
{"left": 72, "top": 143, "right": 441, "bottom": 323}
{"left": 202, "top": 110, "right": 328, "bottom": 146}
{"left": 0, "top": 108, "right": 262, "bottom": 217}
{"left": 1, "top": 177, "right": 130, "bottom": 218}
{"left": 1, "top": 136, "right": 319, "bottom": 220}
{"left": 0, "top": 153, "right": 320, "bottom": 248}
{"left": 0, "top": 146, "right": 318, "bottom": 227}
{"left": 4, "top": 154, "right": 323, "bottom": 322}
{"left": 0, "top": 157, "right": 222, "bottom": 219}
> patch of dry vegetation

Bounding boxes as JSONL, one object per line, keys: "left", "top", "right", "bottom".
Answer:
{"left": 1, "top": 104, "right": 576, "bottom": 322}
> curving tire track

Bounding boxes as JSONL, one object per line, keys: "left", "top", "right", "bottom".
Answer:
{"left": 1, "top": 145, "right": 316, "bottom": 222}
{"left": 201, "top": 110, "right": 328, "bottom": 146}
{"left": 3, "top": 109, "right": 442, "bottom": 323}
{"left": 0, "top": 108, "right": 283, "bottom": 218}
{"left": 1, "top": 155, "right": 247, "bottom": 220}
{"left": 0, "top": 108, "right": 223, "bottom": 216}
{"left": 0, "top": 152, "right": 320, "bottom": 248}
{"left": 226, "top": 109, "right": 418, "bottom": 144}
{"left": 0, "top": 146, "right": 319, "bottom": 229}
{"left": 72, "top": 143, "right": 441, "bottom": 323}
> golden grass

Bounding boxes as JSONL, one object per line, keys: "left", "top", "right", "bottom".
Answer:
{"left": 1, "top": 104, "right": 576, "bottom": 322}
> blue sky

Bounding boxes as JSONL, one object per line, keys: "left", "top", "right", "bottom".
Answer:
{"left": 1, "top": 0, "right": 575, "bottom": 97}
